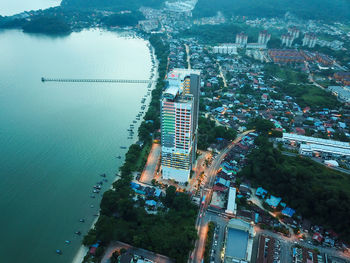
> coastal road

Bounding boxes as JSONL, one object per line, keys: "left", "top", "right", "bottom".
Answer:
{"left": 101, "top": 241, "right": 174, "bottom": 263}
{"left": 139, "top": 143, "right": 161, "bottom": 184}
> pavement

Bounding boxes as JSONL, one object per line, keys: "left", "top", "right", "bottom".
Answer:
{"left": 101, "top": 241, "right": 174, "bottom": 263}
{"left": 139, "top": 143, "right": 161, "bottom": 184}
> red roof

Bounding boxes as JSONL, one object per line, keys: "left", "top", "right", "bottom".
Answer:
{"left": 89, "top": 247, "right": 97, "bottom": 255}
{"left": 213, "top": 185, "right": 228, "bottom": 192}
{"left": 313, "top": 232, "right": 323, "bottom": 243}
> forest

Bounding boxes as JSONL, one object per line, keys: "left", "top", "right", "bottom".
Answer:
{"left": 239, "top": 136, "right": 350, "bottom": 242}
{"left": 197, "top": 116, "right": 237, "bottom": 150}
{"left": 193, "top": 0, "right": 350, "bottom": 21}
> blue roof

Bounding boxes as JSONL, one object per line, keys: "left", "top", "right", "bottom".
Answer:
{"left": 154, "top": 188, "right": 162, "bottom": 197}
{"left": 256, "top": 187, "right": 267, "bottom": 197}
{"left": 145, "top": 200, "right": 157, "bottom": 206}
{"left": 130, "top": 182, "right": 139, "bottom": 189}
{"left": 282, "top": 207, "right": 295, "bottom": 217}
{"left": 266, "top": 195, "right": 282, "bottom": 208}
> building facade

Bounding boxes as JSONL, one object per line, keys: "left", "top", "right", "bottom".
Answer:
{"left": 161, "top": 69, "right": 201, "bottom": 183}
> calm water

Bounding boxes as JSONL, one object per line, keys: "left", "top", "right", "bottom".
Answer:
{"left": 0, "top": 0, "right": 61, "bottom": 16}
{"left": 0, "top": 29, "right": 153, "bottom": 263}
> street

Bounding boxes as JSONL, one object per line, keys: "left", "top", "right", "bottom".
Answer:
{"left": 189, "top": 130, "right": 254, "bottom": 263}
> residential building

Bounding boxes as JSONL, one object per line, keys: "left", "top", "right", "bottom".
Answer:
{"left": 258, "top": 30, "right": 271, "bottom": 45}
{"left": 302, "top": 33, "right": 317, "bottom": 48}
{"left": 236, "top": 32, "right": 248, "bottom": 47}
{"left": 161, "top": 69, "right": 201, "bottom": 183}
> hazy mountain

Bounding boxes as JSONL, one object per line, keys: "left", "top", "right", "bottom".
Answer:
{"left": 193, "top": 0, "right": 350, "bottom": 21}
{"left": 61, "top": 0, "right": 165, "bottom": 10}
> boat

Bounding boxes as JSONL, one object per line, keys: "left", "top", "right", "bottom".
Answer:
{"left": 56, "top": 249, "right": 62, "bottom": 255}
{"left": 120, "top": 146, "right": 127, "bottom": 149}
{"left": 65, "top": 240, "right": 71, "bottom": 244}
{"left": 75, "top": 231, "right": 81, "bottom": 235}
{"left": 93, "top": 189, "right": 99, "bottom": 193}
{"left": 103, "top": 179, "right": 108, "bottom": 182}
{"left": 90, "top": 205, "right": 94, "bottom": 208}
{"left": 116, "top": 156, "right": 121, "bottom": 159}
{"left": 90, "top": 195, "right": 95, "bottom": 198}
{"left": 79, "top": 219, "right": 85, "bottom": 223}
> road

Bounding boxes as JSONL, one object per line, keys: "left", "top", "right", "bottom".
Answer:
{"left": 190, "top": 130, "right": 254, "bottom": 263}
{"left": 101, "top": 241, "right": 174, "bottom": 263}
{"left": 216, "top": 62, "right": 227, "bottom": 88}
{"left": 139, "top": 143, "right": 161, "bottom": 184}
{"left": 185, "top": 44, "right": 191, "bottom": 69}
{"left": 282, "top": 151, "right": 350, "bottom": 175}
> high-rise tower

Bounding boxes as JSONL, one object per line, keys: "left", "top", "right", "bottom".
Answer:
{"left": 160, "top": 69, "right": 201, "bottom": 183}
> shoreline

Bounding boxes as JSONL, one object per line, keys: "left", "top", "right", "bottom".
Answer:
{"left": 71, "top": 36, "right": 159, "bottom": 263}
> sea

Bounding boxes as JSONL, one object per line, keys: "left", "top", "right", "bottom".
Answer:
{"left": 0, "top": 28, "right": 154, "bottom": 263}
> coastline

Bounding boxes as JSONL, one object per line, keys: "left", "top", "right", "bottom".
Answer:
{"left": 71, "top": 36, "right": 159, "bottom": 263}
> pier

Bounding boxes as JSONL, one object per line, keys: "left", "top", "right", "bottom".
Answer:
{"left": 41, "top": 77, "right": 153, "bottom": 84}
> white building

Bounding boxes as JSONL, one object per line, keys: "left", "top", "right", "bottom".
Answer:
{"left": 213, "top": 44, "right": 238, "bottom": 54}
{"left": 225, "top": 187, "right": 237, "bottom": 215}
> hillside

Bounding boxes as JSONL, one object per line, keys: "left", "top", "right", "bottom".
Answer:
{"left": 61, "top": 0, "right": 165, "bottom": 10}
{"left": 193, "top": 0, "right": 350, "bottom": 21}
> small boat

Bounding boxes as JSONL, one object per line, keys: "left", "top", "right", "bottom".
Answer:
{"left": 90, "top": 195, "right": 95, "bottom": 198}
{"left": 79, "top": 219, "right": 85, "bottom": 223}
{"left": 103, "top": 179, "right": 108, "bottom": 182}
{"left": 116, "top": 156, "right": 121, "bottom": 159}
{"left": 65, "top": 240, "right": 71, "bottom": 244}
{"left": 75, "top": 231, "right": 81, "bottom": 235}
{"left": 120, "top": 146, "right": 127, "bottom": 149}
{"left": 90, "top": 205, "right": 94, "bottom": 208}
{"left": 93, "top": 214, "right": 99, "bottom": 217}
{"left": 93, "top": 189, "right": 100, "bottom": 194}
{"left": 56, "top": 249, "right": 62, "bottom": 255}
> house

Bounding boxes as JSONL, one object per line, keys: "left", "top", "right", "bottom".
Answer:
{"left": 265, "top": 195, "right": 282, "bottom": 208}
{"left": 313, "top": 232, "right": 323, "bottom": 243}
{"left": 256, "top": 187, "right": 267, "bottom": 198}
{"left": 282, "top": 207, "right": 296, "bottom": 217}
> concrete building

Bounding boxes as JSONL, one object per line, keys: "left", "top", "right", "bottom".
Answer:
{"left": 282, "top": 133, "right": 350, "bottom": 158}
{"left": 288, "top": 26, "right": 300, "bottom": 38}
{"left": 302, "top": 33, "right": 317, "bottom": 48}
{"left": 281, "top": 33, "right": 294, "bottom": 47}
{"left": 161, "top": 69, "right": 201, "bottom": 183}
{"left": 225, "top": 187, "right": 237, "bottom": 215}
{"left": 223, "top": 218, "right": 254, "bottom": 263}
{"left": 213, "top": 44, "right": 238, "bottom": 55}
{"left": 236, "top": 32, "right": 248, "bottom": 47}
{"left": 258, "top": 30, "right": 271, "bottom": 45}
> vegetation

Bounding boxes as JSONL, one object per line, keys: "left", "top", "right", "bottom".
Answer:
{"left": 101, "top": 12, "right": 144, "bottom": 27}
{"left": 203, "top": 221, "right": 215, "bottom": 263}
{"left": 84, "top": 178, "right": 198, "bottom": 262}
{"left": 239, "top": 136, "right": 350, "bottom": 242}
{"left": 264, "top": 64, "right": 341, "bottom": 109}
{"left": 197, "top": 116, "right": 237, "bottom": 150}
{"left": 22, "top": 16, "right": 71, "bottom": 35}
{"left": 181, "top": 23, "right": 260, "bottom": 44}
{"left": 193, "top": 0, "right": 350, "bottom": 21}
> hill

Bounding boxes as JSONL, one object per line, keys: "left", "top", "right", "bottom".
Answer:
{"left": 193, "top": 0, "right": 350, "bottom": 21}
{"left": 61, "top": 0, "right": 165, "bottom": 10}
